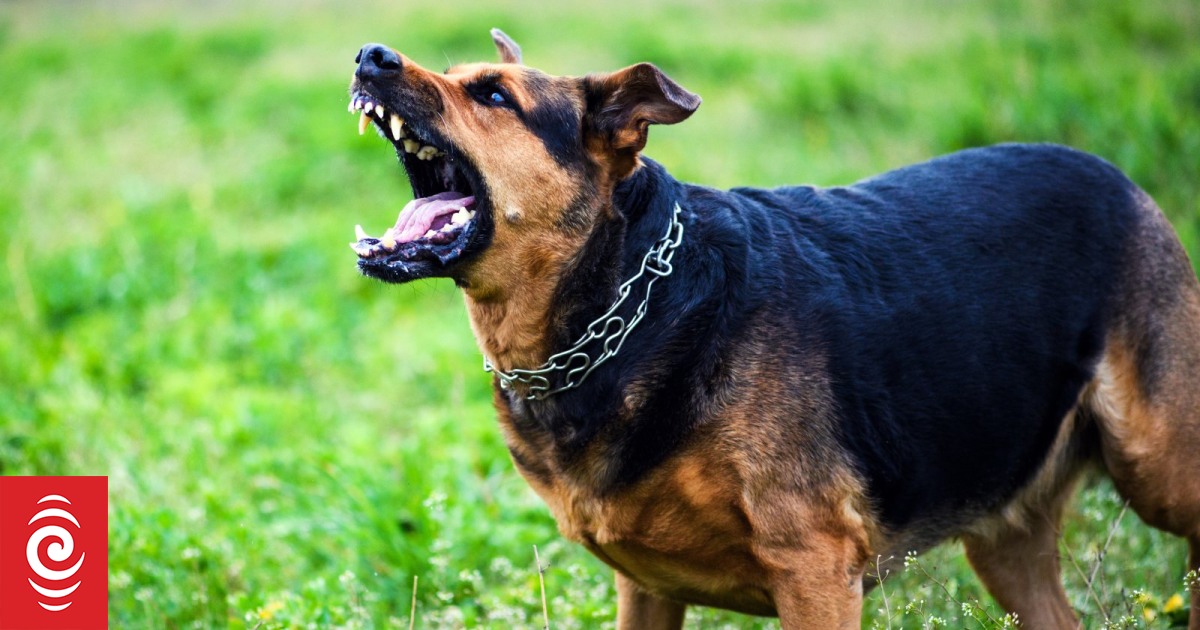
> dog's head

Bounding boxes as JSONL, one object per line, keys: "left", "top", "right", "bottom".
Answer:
{"left": 348, "top": 30, "right": 699, "bottom": 296}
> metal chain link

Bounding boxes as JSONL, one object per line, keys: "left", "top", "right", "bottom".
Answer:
{"left": 483, "top": 203, "right": 686, "bottom": 400}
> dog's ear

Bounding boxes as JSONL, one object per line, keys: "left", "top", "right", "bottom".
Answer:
{"left": 584, "top": 63, "right": 700, "bottom": 154}
{"left": 490, "top": 28, "right": 522, "bottom": 65}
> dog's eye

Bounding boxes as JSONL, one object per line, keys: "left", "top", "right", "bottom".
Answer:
{"left": 468, "top": 81, "right": 514, "bottom": 108}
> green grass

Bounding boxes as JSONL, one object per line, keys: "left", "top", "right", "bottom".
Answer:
{"left": 1, "top": 0, "right": 1197, "bottom": 627}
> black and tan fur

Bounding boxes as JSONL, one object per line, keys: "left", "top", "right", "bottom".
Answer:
{"left": 347, "top": 30, "right": 1200, "bottom": 629}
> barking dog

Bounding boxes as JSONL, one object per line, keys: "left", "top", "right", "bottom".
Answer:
{"left": 346, "top": 30, "right": 1200, "bottom": 629}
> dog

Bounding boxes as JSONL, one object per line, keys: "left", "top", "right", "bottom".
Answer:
{"left": 345, "top": 29, "right": 1200, "bottom": 629}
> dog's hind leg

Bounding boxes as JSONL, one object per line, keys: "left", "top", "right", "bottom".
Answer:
{"left": 615, "top": 572, "right": 686, "bottom": 630}
{"left": 1085, "top": 198, "right": 1200, "bottom": 629}
{"left": 962, "top": 411, "right": 1087, "bottom": 630}
{"left": 1089, "top": 332, "right": 1200, "bottom": 630}
{"left": 962, "top": 509, "right": 1078, "bottom": 628}
{"left": 1088, "top": 336, "right": 1200, "bottom": 629}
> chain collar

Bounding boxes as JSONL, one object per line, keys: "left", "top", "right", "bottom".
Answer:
{"left": 483, "top": 203, "right": 686, "bottom": 400}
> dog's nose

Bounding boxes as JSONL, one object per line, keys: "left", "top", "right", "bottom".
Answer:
{"left": 355, "top": 43, "right": 402, "bottom": 77}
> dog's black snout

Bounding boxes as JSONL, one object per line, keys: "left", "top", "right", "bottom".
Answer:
{"left": 356, "top": 43, "right": 402, "bottom": 76}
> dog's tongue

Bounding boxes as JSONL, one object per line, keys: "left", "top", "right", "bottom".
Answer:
{"left": 392, "top": 192, "right": 476, "bottom": 243}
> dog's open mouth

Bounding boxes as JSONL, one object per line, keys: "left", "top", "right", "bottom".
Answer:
{"left": 347, "top": 91, "right": 489, "bottom": 283}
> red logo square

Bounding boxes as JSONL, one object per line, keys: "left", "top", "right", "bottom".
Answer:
{"left": 0, "top": 476, "right": 108, "bottom": 630}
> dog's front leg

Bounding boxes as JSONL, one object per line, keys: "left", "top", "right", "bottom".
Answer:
{"left": 766, "top": 540, "right": 866, "bottom": 630}
{"left": 615, "top": 572, "right": 686, "bottom": 630}
{"left": 772, "top": 579, "right": 863, "bottom": 630}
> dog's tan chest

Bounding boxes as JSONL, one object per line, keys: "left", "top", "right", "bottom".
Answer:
{"left": 519, "top": 449, "right": 778, "bottom": 615}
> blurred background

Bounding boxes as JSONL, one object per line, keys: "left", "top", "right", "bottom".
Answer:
{"left": 1, "top": 0, "right": 1197, "bottom": 627}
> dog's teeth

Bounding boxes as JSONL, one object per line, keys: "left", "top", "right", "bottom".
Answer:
{"left": 375, "top": 103, "right": 384, "bottom": 118}
{"left": 389, "top": 114, "right": 403, "bottom": 141}
{"left": 403, "top": 139, "right": 420, "bottom": 154}
{"left": 380, "top": 237, "right": 396, "bottom": 250}
{"left": 424, "top": 229, "right": 436, "bottom": 239}
{"left": 450, "top": 208, "right": 470, "bottom": 226}
{"left": 362, "top": 99, "right": 374, "bottom": 113}
{"left": 358, "top": 112, "right": 370, "bottom": 135}
{"left": 348, "top": 100, "right": 355, "bottom": 113}
{"left": 355, "top": 224, "right": 368, "bottom": 240}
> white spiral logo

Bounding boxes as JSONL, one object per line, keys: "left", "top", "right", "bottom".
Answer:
{"left": 26, "top": 494, "right": 85, "bottom": 612}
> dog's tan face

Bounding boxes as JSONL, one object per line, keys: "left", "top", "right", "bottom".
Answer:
{"left": 348, "top": 30, "right": 699, "bottom": 300}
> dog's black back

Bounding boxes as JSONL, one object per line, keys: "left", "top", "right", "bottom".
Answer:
{"left": 544, "top": 143, "right": 1138, "bottom": 532}
{"left": 737, "top": 144, "right": 1137, "bottom": 529}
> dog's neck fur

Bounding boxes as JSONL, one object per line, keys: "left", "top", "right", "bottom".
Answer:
{"left": 462, "top": 161, "right": 678, "bottom": 380}
{"left": 471, "top": 160, "right": 750, "bottom": 488}
{"left": 549, "top": 162, "right": 673, "bottom": 356}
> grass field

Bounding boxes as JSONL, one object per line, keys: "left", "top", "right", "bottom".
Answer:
{"left": 2, "top": 0, "right": 1198, "bottom": 627}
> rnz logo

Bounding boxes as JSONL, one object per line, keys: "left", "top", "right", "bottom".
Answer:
{"left": 26, "top": 494, "right": 86, "bottom": 612}
{"left": 0, "top": 475, "right": 107, "bottom": 630}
